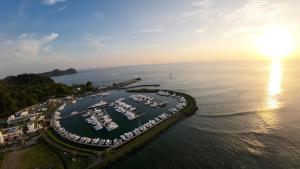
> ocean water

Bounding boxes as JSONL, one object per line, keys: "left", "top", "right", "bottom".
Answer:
{"left": 53, "top": 60, "right": 300, "bottom": 169}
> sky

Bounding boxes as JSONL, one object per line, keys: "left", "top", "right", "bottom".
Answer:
{"left": 0, "top": 0, "right": 300, "bottom": 77}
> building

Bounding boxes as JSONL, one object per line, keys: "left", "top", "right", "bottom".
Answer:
{"left": 0, "top": 132, "right": 4, "bottom": 144}
{"left": 2, "top": 127, "right": 23, "bottom": 143}
{"left": 20, "top": 111, "right": 29, "bottom": 117}
{"left": 27, "top": 123, "right": 37, "bottom": 133}
{"left": 7, "top": 114, "right": 29, "bottom": 125}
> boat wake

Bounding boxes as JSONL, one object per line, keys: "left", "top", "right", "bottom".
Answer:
{"left": 198, "top": 111, "right": 255, "bottom": 118}
{"left": 197, "top": 109, "right": 274, "bottom": 118}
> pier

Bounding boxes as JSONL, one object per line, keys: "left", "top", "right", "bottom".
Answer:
{"left": 59, "top": 111, "right": 87, "bottom": 119}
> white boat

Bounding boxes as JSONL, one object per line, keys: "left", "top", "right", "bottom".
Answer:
{"left": 94, "top": 124, "right": 103, "bottom": 130}
{"left": 70, "top": 111, "right": 79, "bottom": 116}
{"left": 82, "top": 111, "right": 91, "bottom": 117}
{"left": 158, "top": 101, "right": 167, "bottom": 107}
{"left": 88, "top": 100, "right": 108, "bottom": 109}
{"left": 58, "top": 104, "right": 65, "bottom": 111}
{"left": 93, "top": 138, "right": 99, "bottom": 144}
{"left": 150, "top": 102, "right": 157, "bottom": 107}
{"left": 106, "top": 122, "right": 119, "bottom": 131}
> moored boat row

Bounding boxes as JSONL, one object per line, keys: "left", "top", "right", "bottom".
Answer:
{"left": 51, "top": 91, "right": 188, "bottom": 148}
{"left": 129, "top": 94, "right": 167, "bottom": 108}
{"left": 85, "top": 104, "right": 119, "bottom": 131}
{"left": 52, "top": 112, "right": 170, "bottom": 147}
{"left": 112, "top": 98, "right": 138, "bottom": 120}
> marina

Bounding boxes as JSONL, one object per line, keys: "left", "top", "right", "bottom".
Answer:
{"left": 51, "top": 90, "right": 187, "bottom": 148}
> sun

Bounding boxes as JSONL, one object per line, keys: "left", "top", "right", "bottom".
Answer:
{"left": 257, "top": 26, "right": 294, "bottom": 59}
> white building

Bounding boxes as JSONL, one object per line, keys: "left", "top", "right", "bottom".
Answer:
{"left": 27, "top": 123, "right": 37, "bottom": 133}
{"left": 7, "top": 115, "right": 15, "bottom": 122}
{"left": 7, "top": 114, "right": 29, "bottom": 124}
{"left": 20, "top": 111, "right": 29, "bottom": 117}
{"left": 0, "top": 132, "right": 4, "bottom": 144}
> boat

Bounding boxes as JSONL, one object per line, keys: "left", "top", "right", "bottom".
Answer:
{"left": 58, "top": 104, "right": 65, "bottom": 111}
{"left": 101, "top": 92, "right": 110, "bottom": 96}
{"left": 158, "top": 101, "right": 168, "bottom": 107}
{"left": 150, "top": 102, "right": 157, "bottom": 107}
{"left": 106, "top": 122, "right": 119, "bottom": 131}
{"left": 88, "top": 100, "right": 108, "bottom": 110}
{"left": 113, "top": 99, "right": 138, "bottom": 120}
{"left": 70, "top": 111, "right": 79, "bottom": 116}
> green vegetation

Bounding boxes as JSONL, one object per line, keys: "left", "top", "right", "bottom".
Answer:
{"left": 56, "top": 151, "right": 92, "bottom": 169}
{"left": 0, "top": 143, "right": 64, "bottom": 169}
{"left": 42, "top": 138, "right": 93, "bottom": 169}
{"left": 42, "top": 129, "right": 99, "bottom": 156}
{"left": 0, "top": 74, "right": 94, "bottom": 117}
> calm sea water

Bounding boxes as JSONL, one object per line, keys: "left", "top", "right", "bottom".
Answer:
{"left": 53, "top": 60, "right": 300, "bottom": 169}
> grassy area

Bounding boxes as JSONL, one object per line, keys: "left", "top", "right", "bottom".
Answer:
{"left": 0, "top": 143, "right": 64, "bottom": 169}
{"left": 42, "top": 129, "right": 98, "bottom": 156}
{"left": 56, "top": 151, "right": 92, "bottom": 169}
{"left": 44, "top": 140, "right": 93, "bottom": 169}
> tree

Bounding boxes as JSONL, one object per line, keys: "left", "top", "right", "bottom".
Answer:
{"left": 85, "top": 81, "right": 94, "bottom": 91}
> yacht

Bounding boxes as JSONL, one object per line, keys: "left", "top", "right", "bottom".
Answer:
{"left": 70, "top": 111, "right": 79, "bottom": 116}
{"left": 88, "top": 100, "right": 108, "bottom": 110}
{"left": 82, "top": 111, "right": 91, "bottom": 117}
{"left": 158, "top": 101, "right": 168, "bottom": 107}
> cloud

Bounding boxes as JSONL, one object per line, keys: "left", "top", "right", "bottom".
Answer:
{"left": 132, "top": 28, "right": 165, "bottom": 34}
{"left": 86, "top": 38, "right": 107, "bottom": 49}
{"left": 0, "top": 33, "right": 59, "bottom": 61}
{"left": 181, "top": 0, "right": 217, "bottom": 21}
{"left": 58, "top": 6, "right": 67, "bottom": 11}
{"left": 85, "top": 34, "right": 112, "bottom": 49}
{"left": 19, "top": 0, "right": 30, "bottom": 16}
{"left": 41, "top": 0, "right": 66, "bottom": 5}
{"left": 222, "top": 26, "right": 259, "bottom": 38}
{"left": 195, "top": 28, "right": 205, "bottom": 34}
{"left": 224, "top": 0, "right": 282, "bottom": 23}
{"left": 221, "top": 0, "right": 284, "bottom": 39}
{"left": 192, "top": 0, "right": 213, "bottom": 8}
{"left": 181, "top": 10, "right": 201, "bottom": 18}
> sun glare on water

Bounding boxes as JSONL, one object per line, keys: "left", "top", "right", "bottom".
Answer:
{"left": 257, "top": 26, "right": 294, "bottom": 59}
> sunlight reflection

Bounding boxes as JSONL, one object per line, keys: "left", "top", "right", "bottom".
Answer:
{"left": 257, "top": 59, "right": 282, "bottom": 130}
{"left": 269, "top": 59, "right": 282, "bottom": 96}
{"left": 267, "top": 59, "right": 282, "bottom": 109}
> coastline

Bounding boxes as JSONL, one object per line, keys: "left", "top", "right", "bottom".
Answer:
{"left": 40, "top": 88, "right": 197, "bottom": 169}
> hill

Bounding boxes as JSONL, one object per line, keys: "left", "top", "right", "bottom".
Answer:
{"left": 38, "top": 68, "right": 77, "bottom": 77}
{"left": 0, "top": 73, "right": 95, "bottom": 117}
{"left": 0, "top": 74, "right": 72, "bottom": 117}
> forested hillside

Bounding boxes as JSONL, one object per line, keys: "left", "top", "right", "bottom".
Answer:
{"left": 0, "top": 74, "right": 93, "bottom": 117}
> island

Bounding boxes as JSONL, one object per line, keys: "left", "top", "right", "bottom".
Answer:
{"left": 38, "top": 68, "right": 77, "bottom": 77}
{"left": 0, "top": 75, "right": 197, "bottom": 169}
